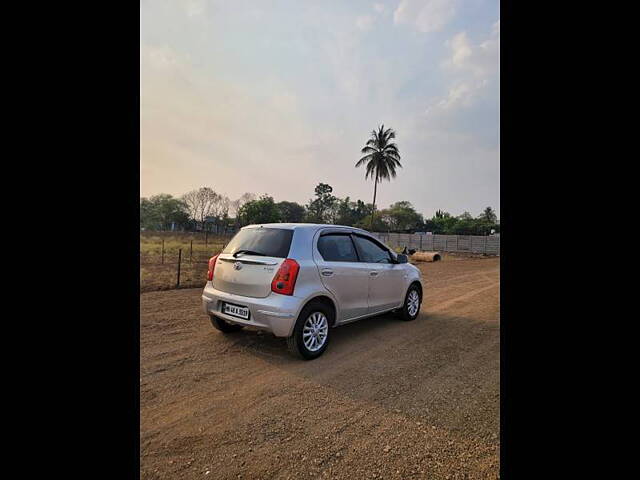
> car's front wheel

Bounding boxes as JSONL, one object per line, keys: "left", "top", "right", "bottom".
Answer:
{"left": 209, "top": 315, "right": 244, "bottom": 333}
{"left": 287, "top": 301, "right": 333, "bottom": 360}
{"left": 399, "top": 284, "right": 422, "bottom": 321}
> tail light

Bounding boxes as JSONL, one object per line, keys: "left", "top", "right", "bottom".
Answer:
{"left": 271, "top": 259, "right": 300, "bottom": 296}
{"left": 207, "top": 254, "right": 220, "bottom": 281}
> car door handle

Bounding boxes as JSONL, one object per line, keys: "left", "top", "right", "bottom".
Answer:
{"left": 369, "top": 271, "right": 379, "bottom": 276}
{"left": 321, "top": 269, "right": 334, "bottom": 277}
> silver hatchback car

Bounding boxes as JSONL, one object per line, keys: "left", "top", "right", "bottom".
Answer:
{"left": 202, "top": 223, "right": 423, "bottom": 359}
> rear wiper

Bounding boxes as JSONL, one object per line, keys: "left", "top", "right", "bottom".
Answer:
{"left": 232, "top": 249, "right": 267, "bottom": 258}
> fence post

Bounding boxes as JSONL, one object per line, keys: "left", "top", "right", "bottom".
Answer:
{"left": 420, "top": 234, "right": 423, "bottom": 251}
{"left": 176, "top": 249, "right": 182, "bottom": 288}
{"left": 484, "top": 236, "right": 488, "bottom": 255}
{"left": 190, "top": 240, "right": 193, "bottom": 264}
{"left": 455, "top": 235, "right": 459, "bottom": 252}
{"left": 205, "top": 231, "right": 208, "bottom": 249}
{"left": 161, "top": 239, "right": 165, "bottom": 265}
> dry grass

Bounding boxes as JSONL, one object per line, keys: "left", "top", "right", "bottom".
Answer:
{"left": 140, "top": 232, "right": 233, "bottom": 292}
{"left": 140, "top": 232, "right": 231, "bottom": 262}
{"left": 139, "top": 232, "right": 494, "bottom": 292}
{"left": 140, "top": 263, "right": 210, "bottom": 293}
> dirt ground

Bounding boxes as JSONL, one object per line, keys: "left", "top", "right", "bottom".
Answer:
{"left": 140, "top": 262, "right": 210, "bottom": 293}
{"left": 140, "top": 256, "right": 500, "bottom": 479}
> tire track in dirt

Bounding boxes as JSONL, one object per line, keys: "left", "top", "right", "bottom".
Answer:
{"left": 140, "top": 257, "right": 500, "bottom": 479}
{"left": 428, "top": 282, "right": 500, "bottom": 313}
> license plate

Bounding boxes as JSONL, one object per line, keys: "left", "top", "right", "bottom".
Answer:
{"left": 222, "top": 302, "right": 250, "bottom": 320}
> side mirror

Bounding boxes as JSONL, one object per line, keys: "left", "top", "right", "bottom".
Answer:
{"left": 396, "top": 253, "right": 409, "bottom": 264}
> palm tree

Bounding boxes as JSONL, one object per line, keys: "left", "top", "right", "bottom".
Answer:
{"left": 355, "top": 124, "right": 402, "bottom": 228}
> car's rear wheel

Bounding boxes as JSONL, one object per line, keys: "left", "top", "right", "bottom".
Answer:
{"left": 287, "top": 301, "right": 332, "bottom": 360}
{"left": 399, "top": 284, "right": 422, "bottom": 321}
{"left": 209, "top": 315, "right": 244, "bottom": 333}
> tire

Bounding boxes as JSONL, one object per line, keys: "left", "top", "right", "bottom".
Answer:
{"left": 399, "top": 284, "right": 422, "bottom": 321}
{"left": 287, "top": 301, "right": 333, "bottom": 360}
{"left": 209, "top": 315, "right": 244, "bottom": 333}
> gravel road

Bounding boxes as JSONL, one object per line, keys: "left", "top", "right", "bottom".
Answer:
{"left": 140, "top": 256, "right": 500, "bottom": 479}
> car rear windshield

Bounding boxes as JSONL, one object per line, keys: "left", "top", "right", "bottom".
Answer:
{"left": 222, "top": 228, "right": 294, "bottom": 258}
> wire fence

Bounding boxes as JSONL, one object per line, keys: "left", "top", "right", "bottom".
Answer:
{"left": 140, "top": 232, "right": 235, "bottom": 291}
{"left": 140, "top": 232, "right": 234, "bottom": 263}
{"left": 139, "top": 230, "right": 500, "bottom": 293}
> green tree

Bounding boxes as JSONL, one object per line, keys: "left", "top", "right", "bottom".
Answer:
{"left": 238, "top": 195, "right": 280, "bottom": 225}
{"left": 140, "top": 194, "right": 190, "bottom": 231}
{"left": 472, "top": 207, "right": 498, "bottom": 235}
{"left": 306, "top": 183, "right": 337, "bottom": 223}
{"left": 451, "top": 213, "right": 475, "bottom": 235}
{"left": 353, "top": 203, "right": 382, "bottom": 230}
{"left": 230, "top": 192, "right": 257, "bottom": 228}
{"left": 277, "top": 201, "right": 306, "bottom": 223}
{"left": 478, "top": 206, "right": 497, "bottom": 224}
{"left": 335, "top": 197, "right": 353, "bottom": 226}
{"left": 356, "top": 124, "right": 402, "bottom": 228}
{"left": 353, "top": 200, "right": 370, "bottom": 224}
{"left": 430, "top": 211, "right": 458, "bottom": 234}
{"left": 384, "top": 201, "right": 424, "bottom": 231}
{"left": 140, "top": 198, "right": 156, "bottom": 230}
{"left": 336, "top": 198, "right": 372, "bottom": 227}
{"left": 334, "top": 197, "right": 361, "bottom": 226}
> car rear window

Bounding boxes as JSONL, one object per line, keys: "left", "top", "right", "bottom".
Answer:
{"left": 318, "top": 234, "right": 358, "bottom": 262}
{"left": 222, "top": 228, "right": 294, "bottom": 258}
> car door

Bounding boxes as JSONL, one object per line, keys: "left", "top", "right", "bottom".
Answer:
{"left": 313, "top": 232, "right": 369, "bottom": 322}
{"left": 352, "top": 234, "right": 405, "bottom": 314}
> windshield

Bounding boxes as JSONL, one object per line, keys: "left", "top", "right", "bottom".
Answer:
{"left": 222, "top": 228, "right": 294, "bottom": 258}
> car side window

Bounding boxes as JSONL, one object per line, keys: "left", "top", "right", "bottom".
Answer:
{"left": 353, "top": 236, "right": 392, "bottom": 263}
{"left": 317, "top": 234, "right": 359, "bottom": 262}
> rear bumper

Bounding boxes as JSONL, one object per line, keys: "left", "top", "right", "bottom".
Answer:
{"left": 201, "top": 282, "right": 300, "bottom": 337}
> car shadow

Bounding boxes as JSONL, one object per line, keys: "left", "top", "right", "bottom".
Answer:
{"left": 218, "top": 310, "right": 407, "bottom": 359}
{"left": 213, "top": 309, "right": 493, "bottom": 367}
{"left": 202, "top": 308, "right": 500, "bottom": 438}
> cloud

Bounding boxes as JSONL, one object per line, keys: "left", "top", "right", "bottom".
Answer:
{"left": 428, "top": 79, "right": 488, "bottom": 113}
{"left": 356, "top": 14, "right": 375, "bottom": 31}
{"left": 445, "top": 26, "right": 499, "bottom": 77}
{"left": 449, "top": 32, "right": 473, "bottom": 67}
{"left": 140, "top": 1, "right": 500, "bottom": 216}
{"left": 427, "top": 20, "right": 499, "bottom": 114}
{"left": 141, "top": 45, "right": 181, "bottom": 70}
{"left": 393, "top": 0, "right": 456, "bottom": 33}
{"left": 140, "top": 43, "right": 317, "bottom": 201}
{"left": 356, "top": 3, "right": 389, "bottom": 31}
{"left": 269, "top": 91, "right": 299, "bottom": 114}
{"left": 185, "top": 0, "right": 206, "bottom": 17}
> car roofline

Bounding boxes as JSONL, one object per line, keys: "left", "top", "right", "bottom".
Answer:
{"left": 241, "top": 223, "right": 373, "bottom": 235}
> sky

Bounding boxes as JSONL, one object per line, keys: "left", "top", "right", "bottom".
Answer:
{"left": 140, "top": 0, "right": 499, "bottom": 219}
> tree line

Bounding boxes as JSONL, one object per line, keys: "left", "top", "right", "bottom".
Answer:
{"left": 141, "top": 123, "right": 498, "bottom": 235}
{"left": 140, "top": 184, "right": 499, "bottom": 235}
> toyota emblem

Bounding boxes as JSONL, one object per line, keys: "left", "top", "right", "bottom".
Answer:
{"left": 233, "top": 261, "right": 243, "bottom": 271}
